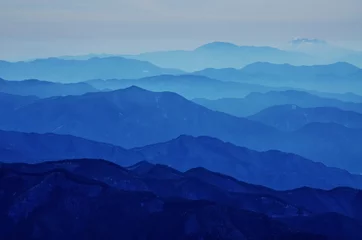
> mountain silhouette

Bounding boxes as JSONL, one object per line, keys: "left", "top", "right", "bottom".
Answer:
{"left": 2, "top": 130, "right": 362, "bottom": 190}
{"left": 1, "top": 87, "right": 361, "bottom": 173}
{"left": 0, "top": 86, "right": 277, "bottom": 149}
{"left": 123, "top": 42, "right": 312, "bottom": 71}
{"left": 0, "top": 92, "right": 38, "bottom": 120}
{"left": 134, "top": 135, "right": 362, "bottom": 189}
{"left": 194, "top": 90, "right": 362, "bottom": 117}
{"left": 248, "top": 105, "right": 362, "bottom": 131}
{"left": 310, "top": 91, "right": 362, "bottom": 103}
{"left": 1, "top": 158, "right": 361, "bottom": 239}
{"left": 0, "top": 78, "right": 96, "bottom": 97}
{"left": 194, "top": 62, "right": 362, "bottom": 94}
{"left": 86, "top": 74, "right": 276, "bottom": 99}
{"left": 280, "top": 122, "right": 362, "bottom": 172}
{"left": 242, "top": 62, "right": 360, "bottom": 76}
{"left": 0, "top": 57, "right": 183, "bottom": 82}
{"left": 195, "top": 62, "right": 362, "bottom": 81}
{"left": 0, "top": 130, "right": 143, "bottom": 166}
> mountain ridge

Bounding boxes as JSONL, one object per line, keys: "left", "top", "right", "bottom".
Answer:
{"left": 1, "top": 87, "right": 361, "bottom": 173}
{"left": 1, "top": 130, "right": 362, "bottom": 190}
{"left": 0, "top": 57, "right": 184, "bottom": 82}
{"left": 194, "top": 62, "right": 362, "bottom": 93}
{"left": 248, "top": 104, "right": 362, "bottom": 131}
{"left": 0, "top": 78, "right": 97, "bottom": 97}
{"left": 1, "top": 161, "right": 346, "bottom": 239}
{"left": 194, "top": 90, "right": 362, "bottom": 117}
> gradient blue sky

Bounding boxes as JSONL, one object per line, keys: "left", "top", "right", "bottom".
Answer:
{"left": 1, "top": 0, "right": 361, "bottom": 60}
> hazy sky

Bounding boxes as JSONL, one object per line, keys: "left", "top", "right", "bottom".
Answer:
{"left": 1, "top": 0, "right": 362, "bottom": 60}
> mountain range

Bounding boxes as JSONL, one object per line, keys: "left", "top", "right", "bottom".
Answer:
{"left": 248, "top": 105, "right": 362, "bottom": 131}
{"left": 0, "top": 86, "right": 276, "bottom": 150}
{"left": 1, "top": 40, "right": 362, "bottom": 239}
{"left": 194, "top": 62, "right": 362, "bottom": 94}
{"left": 1, "top": 158, "right": 362, "bottom": 239}
{"left": 135, "top": 135, "right": 362, "bottom": 189}
{"left": 288, "top": 38, "right": 362, "bottom": 67}
{"left": 0, "top": 130, "right": 143, "bottom": 166}
{"left": 2, "top": 130, "right": 362, "bottom": 190}
{"left": 310, "top": 91, "right": 362, "bottom": 103}
{"left": 241, "top": 62, "right": 361, "bottom": 77}
{"left": 0, "top": 57, "right": 183, "bottom": 83}
{"left": 86, "top": 75, "right": 278, "bottom": 99}
{"left": 0, "top": 78, "right": 96, "bottom": 97}
{"left": 193, "top": 90, "right": 362, "bottom": 117}
{"left": 0, "top": 92, "right": 38, "bottom": 119}
{"left": 0, "top": 86, "right": 362, "bottom": 173}
{"left": 56, "top": 40, "right": 362, "bottom": 70}
{"left": 123, "top": 42, "right": 312, "bottom": 71}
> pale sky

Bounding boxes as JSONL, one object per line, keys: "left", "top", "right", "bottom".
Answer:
{"left": 1, "top": 0, "right": 362, "bottom": 60}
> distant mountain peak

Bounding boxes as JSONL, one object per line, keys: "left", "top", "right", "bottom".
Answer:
{"left": 121, "top": 85, "right": 147, "bottom": 92}
{"left": 290, "top": 38, "right": 327, "bottom": 46}
{"left": 243, "top": 61, "right": 293, "bottom": 68}
{"left": 0, "top": 57, "right": 184, "bottom": 82}
{"left": 174, "top": 134, "right": 227, "bottom": 145}
{"left": 330, "top": 61, "right": 360, "bottom": 69}
{"left": 195, "top": 42, "right": 239, "bottom": 51}
{"left": 241, "top": 62, "right": 361, "bottom": 75}
{"left": 106, "top": 85, "right": 153, "bottom": 96}
{"left": 245, "top": 89, "right": 301, "bottom": 97}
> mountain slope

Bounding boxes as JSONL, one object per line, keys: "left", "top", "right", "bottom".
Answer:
{"left": 0, "top": 87, "right": 361, "bottom": 173}
{"left": 241, "top": 62, "right": 361, "bottom": 77}
{"left": 2, "top": 130, "right": 362, "bottom": 190}
{"left": 281, "top": 213, "right": 362, "bottom": 240}
{"left": 134, "top": 135, "right": 362, "bottom": 190}
{"left": 248, "top": 105, "right": 362, "bottom": 131}
{"left": 0, "top": 78, "right": 97, "bottom": 97}
{"left": 0, "top": 86, "right": 277, "bottom": 149}
{"left": 195, "top": 62, "right": 362, "bottom": 81}
{"left": 310, "top": 91, "right": 362, "bottom": 103}
{"left": 124, "top": 42, "right": 312, "bottom": 71}
{"left": 4, "top": 159, "right": 362, "bottom": 220}
{"left": 0, "top": 130, "right": 143, "bottom": 166}
{"left": 0, "top": 57, "right": 183, "bottom": 82}
{"left": 1, "top": 159, "right": 362, "bottom": 239}
{"left": 194, "top": 62, "right": 362, "bottom": 93}
{"left": 86, "top": 74, "right": 275, "bottom": 99}
{"left": 193, "top": 90, "right": 362, "bottom": 117}
{"left": 0, "top": 92, "right": 38, "bottom": 119}
{"left": 0, "top": 164, "right": 334, "bottom": 240}
{"left": 280, "top": 123, "right": 362, "bottom": 173}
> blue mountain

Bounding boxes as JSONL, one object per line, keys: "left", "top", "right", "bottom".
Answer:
{"left": 193, "top": 90, "right": 362, "bottom": 117}
{"left": 0, "top": 78, "right": 96, "bottom": 97}
{"left": 86, "top": 74, "right": 276, "bottom": 99}
{"left": 0, "top": 87, "right": 361, "bottom": 173}
{"left": 1, "top": 158, "right": 361, "bottom": 239}
{"left": 134, "top": 135, "right": 362, "bottom": 190}
{"left": 194, "top": 62, "right": 362, "bottom": 93}
{"left": 241, "top": 62, "right": 360, "bottom": 76}
{"left": 248, "top": 105, "right": 362, "bottom": 131}
{"left": 0, "top": 92, "right": 38, "bottom": 118}
{"left": 124, "top": 42, "right": 312, "bottom": 71}
{"left": 0, "top": 86, "right": 277, "bottom": 149}
{"left": 0, "top": 130, "right": 143, "bottom": 165}
{"left": 0, "top": 57, "right": 183, "bottom": 83}
{"left": 310, "top": 91, "right": 362, "bottom": 103}
{"left": 288, "top": 37, "right": 362, "bottom": 68}
{"left": 2, "top": 130, "right": 362, "bottom": 190}
{"left": 195, "top": 62, "right": 362, "bottom": 81}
